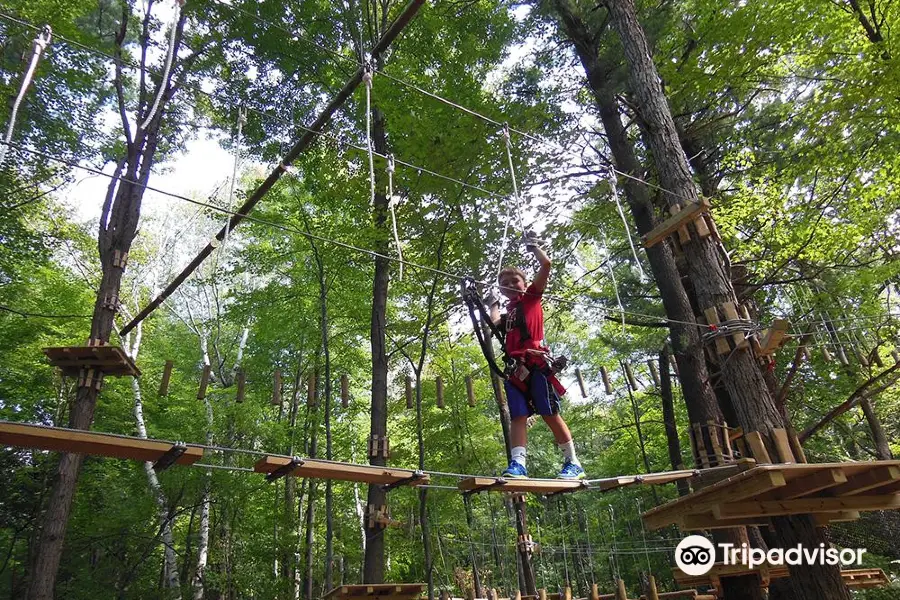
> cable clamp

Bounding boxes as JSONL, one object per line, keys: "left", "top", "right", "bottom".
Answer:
{"left": 381, "top": 469, "right": 425, "bottom": 492}
{"left": 501, "top": 122, "right": 510, "bottom": 142}
{"left": 386, "top": 153, "right": 395, "bottom": 174}
{"left": 35, "top": 25, "right": 52, "bottom": 50}
{"left": 463, "top": 477, "right": 509, "bottom": 497}
{"left": 362, "top": 61, "right": 374, "bottom": 87}
{"left": 153, "top": 442, "right": 187, "bottom": 472}
{"left": 266, "top": 456, "right": 304, "bottom": 482}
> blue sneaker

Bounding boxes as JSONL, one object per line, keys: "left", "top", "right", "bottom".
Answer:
{"left": 502, "top": 460, "right": 528, "bottom": 479}
{"left": 557, "top": 461, "right": 586, "bottom": 480}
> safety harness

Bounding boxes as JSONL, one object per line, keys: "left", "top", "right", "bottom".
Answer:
{"left": 461, "top": 278, "right": 568, "bottom": 397}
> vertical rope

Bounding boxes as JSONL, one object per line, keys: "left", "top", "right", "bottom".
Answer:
{"left": 0, "top": 25, "right": 52, "bottom": 168}
{"left": 581, "top": 498, "right": 597, "bottom": 585}
{"left": 608, "top": 505, "right": 619, "bottom": 581}
{"left": 636, "top": 498, "right": 652, "bottom": 575}
{"left": 556, "top": 497, "right": 571, "bottom": 591}
{"left": 501, "top": 123, "right": 527, "bottom": 234}
{"left": 609, "top": 172, "right": 646, "bottom": 282}
{"left": 363, "top": 62, "right": 376, "bottom": 207}
{"left": 140, "top": 0, "right": 184, "bottom": 131}
{"left": 386, "top": 154, "right": 404, "bottom": 280}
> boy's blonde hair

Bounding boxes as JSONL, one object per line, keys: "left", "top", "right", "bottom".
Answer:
{"left": 498, "top": 267, "right": 527, "bottom": 284}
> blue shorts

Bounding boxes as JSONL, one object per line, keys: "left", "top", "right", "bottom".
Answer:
{"left": 505, "top": 369, "right": 562, "bottom": 419}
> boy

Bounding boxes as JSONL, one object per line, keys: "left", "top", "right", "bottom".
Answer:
{"left": 488, "top": 235, "right": 585, "bottom": 480}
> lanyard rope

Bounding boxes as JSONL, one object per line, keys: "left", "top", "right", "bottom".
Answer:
{"left": 609, "top": 172, "right": 646, "bottom": 282}
{"left": 363, "top": 62, "right": 376, "bottom": 207}
{"left": 0, "top": 24, "right": 52, "bottom": 168}
{"left": 386, "top": 153, "right": 404, "bottom": 279}
{"left": 140, "top": 0, "right": 184, "bottom": 130}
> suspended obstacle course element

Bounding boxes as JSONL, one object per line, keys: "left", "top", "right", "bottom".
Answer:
{"left": 158, "top": 360, "right": 173, "bottom": 396}
{"left": 466, "top": 375, "right": 476, "bottom": 407}
{"left": 673, "top": 565, "right": 889, "bottom": 591}
{"left": 44, "top": 344, "right": 140, "bottom": 378}
{"left": 341, "top": 373, "right": 350, "bottom": 408}
{"left": 574, "top": 368, "right": 588, "bottom": 398}
{"left": 324, "top": 584, "right": 426, "bottom": 600}
{"left": 197, "top": 364, "right": 211, "bottom": 399}
{"left": 0, "top": 421, "right": 201, "bottom": 470}
{"left": 641, "top": 460, "right": 900, "bottom": 530}
{"left": 459, "top": 476, "right": 588, "bottom": 496}
{"left": 272, "top": 369, "right": 282, "bottom": 406}
{"left": 254, "top": 455, "right": 429, "bottom": 487}
{"left": 638, "top": 590, "right": 715, "bottom": 600}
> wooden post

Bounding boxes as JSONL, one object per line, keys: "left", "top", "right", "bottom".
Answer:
{"left": 272, "top": 369, "right": 282, "bottom": 406}
{"left": 575, "top": 367, "right": 588, "bottom": 398}
{"left": 466, "top": 375, "right": 476, "bottom": 407}
{"left": 197, "top": 364, "right": 210, "bottom": 400}
{"left": 406, "top": 375, "right": 414, "bottom": 409}
{"left": 600, "top": 366, "right": 613, "bottom": 394}
{"left": 236, "top": 370, "right": 246, "bottom": 403}
{"left": 871, "top": 350, "right": 884, "bottom": 368}
{"left": 645, "top": 575, "right": 659, "bottom": 600}
{"left": 647, "top": 359, "right": 660, "bottom": 387}
{"left": 822, "top": 346, "right": 833, "bottom": 362}
{"left": 590, "top": 584, "right": 600, "bottom": 600}
{"left": 515, "top": 591, "right": 522, "bottom": 600}
{"left": 837, "top": 346, "right": 850, "bottom": 366}
{"left": 539, "top": 590, "right": 547, "bottom": 600}
{"left": 615, "top": 579, "right": 627, "bottom": 600}
{"left": 307, "top": 372, "right": 317, "bottom": 407}
{"left": 436, "top": 375, "right": 444, "bottom": 409}
{"left": 624, "top": 361, "right": 639, "bottom": 391}
{"left": 158, "top": 360, "right": 173, "bottom": 396}
{"left": 341, "top": 373, "right": 349, "bottom": 408}
{"left": 564, "top": 587, "right": 572, "bottom": 600}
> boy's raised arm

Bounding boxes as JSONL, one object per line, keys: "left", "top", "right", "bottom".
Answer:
{"left": 528, "top": 240, "right": 552, "bottom": 295}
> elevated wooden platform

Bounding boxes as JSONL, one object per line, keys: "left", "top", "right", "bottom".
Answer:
{"left": 643, "top": 461, "right": 900, "bottom": 530}
{"left": 324, "top": 584, "right": 426, "bottom": 600}
{"left": 458, "top": 476, "right": 587, "bottom": 496}
{"left": 675, "top": 564, "right": 889, "bottom": 590}
{"left": 254, "top": 455, "right": 431, "bottom": 487}
{"left": 44, "top": 345, "right": 140, "bottom": 377}
{"left": 0, "top": 421, "right": 202, "bottom": 466}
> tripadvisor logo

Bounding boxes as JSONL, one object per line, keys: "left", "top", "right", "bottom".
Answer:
{"left": 675, "top": 535, "right": 866, "bottom": 576}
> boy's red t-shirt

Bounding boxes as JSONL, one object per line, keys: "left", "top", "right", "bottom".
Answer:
{"left": 504, "top": 281, "right": 545, "bottom": 356}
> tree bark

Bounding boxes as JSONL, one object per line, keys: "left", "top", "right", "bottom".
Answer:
{"left": 659, "top": 349, "right": 689, "bottom": 496}
{"left": 603, "top": 1, "right": 851, "bottom": 598}
{"left": 859, "top": 398, "right": 892, "bottom": 459}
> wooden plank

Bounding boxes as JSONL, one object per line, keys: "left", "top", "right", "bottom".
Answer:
{"left": 624, "top": 362, "right": 639, "bottom": 391}
{"left": 643, "top": 468, "right": 786, "bottom": 530}
{"left": 466, "top": 376, "right": 476, "bottom": 407}
{"left": 642, "top": 199, "right": 710, "bottom": 248}
{"left": 406, "top": 375, "right": 414, "bottom": 409}
{"left": 692, "top": 423, "right": 709, "bottom": 468}
{"left": 341, "top": 373, "right": 350, "bottom": 408}
{"left": 707, "top": 421, "right": 724, "bottom": 464}
{"left": 324, "top": 584, "right": 426, "bottom": 600}
{"left": 272, "top": 369, "right": 282, "bottom": 406}
{"left": 236, "top": 370, "right": 246, "bottom": 403}
{"left": 0, "top": 421, "right": 203, "bottom": 465}
{"left": 436, "top": 376, "right": 445, "bottom": 409}
{"left": 254, "top": 455, "right": 430, "bottom": 486}
{"left": 771, "top": 429, "right": 794, "bottom": 464}
{"left": 647, "top": 360, "right": 660, "bottom": 387}
{"left": 575, "top": 368, "right": 588, "bottom": 398}
{"left": 600, "top": 366, "right": 613, "bottom": 394}
{"left": 714, "top": 494, "right": 900, "bottom": 519}
{"left": 197, "top": 364, "right": 211, "bottom": 400}
{"left": 679, "top": 513, "right": 771, "bottom": 530}
{"left": 761, "top": 467, "right": 847, "bottom": 500}
{"left": 812, "top": 511, "right": 860, "bottom": 526}
{"left": 744, "top": 431, "right": 771, "bottom": 464}
{"left": 828, "top": 465, "right": 900, "bottom": 496}
{"left": 159, "top": 360, "right": 174, "bottom": 396}
{"left": 703, "top": 308, "right": 731, "bottom": 355}
{"left": 758, "top": 320, "right": 790, "bottom": 355}
{"left": 721, "top": 302, "right": 745, "bottom": 348}
{"left": 458, "top": 476, "right": 585, "bottom": 496}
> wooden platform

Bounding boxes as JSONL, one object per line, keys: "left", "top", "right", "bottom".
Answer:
{"left": 643, "top": 461, "right": 900, "bottom": 530}
{"left": 0, "top": 421, "right": 202, "bottom": 465}
{"left": 324, "top": 584, "right": 426, "bottom": 600}
{"left": 44, "top": 345, "right": 141, "bottom": 377}
{"left": 675, "top": 564, "right": 889, "bottom": 590}
{"left": 254, "top": 456, "right": 431, "bottom": 487}
{"left": 458, "top": 476, "right": 587, "bottom": 496}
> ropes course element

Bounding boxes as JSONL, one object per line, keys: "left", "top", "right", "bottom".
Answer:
{"left": 139, "top": 0, "right": 183, "bottom": 131}
{"left": 0, "top": 24, "right": 51, "bottom": 169}
{"left": 386, "top": 153, "right": 404, "bottom": 280}
{"left": 363, "top": 61, "right": 376, "bottom": 207}
{"left": 608, "top": 174, "right": 645, "bottom": 283}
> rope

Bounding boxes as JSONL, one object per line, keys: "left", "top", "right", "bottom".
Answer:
{"left": 0, "top": 24, "right": 51, "bottom": 169}
{"left": 581, "top": 498, "right": 597, "bottom": 584}
{"left": 609, "top": 172, "right": 646, "bottom": 282}
{"left": 556, "top": 497, "right": 571, "bottom": 589}
{"left": 636, "top": 498, "right": 652, "bottom": 575}
{"left": 139, "top": 0, "right": 183, "bottom": 131}
{"left": 601, "top": 230, "right": 627, "bottom": 335}
{"left": 608, "top": 505, "right": 620, "bottom": 581}
{"left": 386, "top": 153, "right": 404, "bottom": 280}
{"left": 363, "top": 61, "right": 376, "bottom": 207}
{"left": 502, "top": 123, "right": 527, "bottom": 235}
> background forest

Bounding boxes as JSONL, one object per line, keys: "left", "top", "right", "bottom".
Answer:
{"left": 1, "top": 0, "right": 899, "bottom": 598}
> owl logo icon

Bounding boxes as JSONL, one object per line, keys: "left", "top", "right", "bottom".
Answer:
{"left": 675, "top": 535, "right": 716, "bottom": 576}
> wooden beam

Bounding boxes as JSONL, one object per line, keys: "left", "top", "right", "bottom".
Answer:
{"left": 600, "top": 366, "right": 613, "bottom": 394}
{"left": 744, "top": 431, "right": 771, "bottom": 464}
{"left": 643, "top": 469, "right": 786, "bottom": 530}
{"left": 466, "top": 376, "right": 476, "bottom": 407}
{"left": 714, "top": 494, "right": 900, "bottom": 519}
{"left": 341, "top": 373, "right": 350, "bottom": 408}
{"left": 254, "top": 455, "right": 430, "bottom": 486}
{"left": 458, "top": 476, "right": 585, "bottom": 496}
{"left": 44, "top": 345, "right": 141, "bottom": 377}
{"left": 758, "top": 320, "right": 790, "bottom": 355}
{"left": 272, "top": 369, "right": 282, "bottom": 406}
{"left": 0, "top": 421, "right": 203, "bottom": 465}
{"left": 828, "top": 465, "right": 900, "bottom": 496}
{"left": 771, "top": 429, "right": 794, "bottom": 463}
{"left": 197, "top": 364, "right": 211, "bottom": 399}
{"left": 324, "top": 584, "right": 426, "bottom": 600}
{"left": 575, "top": 368, "right": 588, "bottom": 398}
{"left": 812, "top": 511, "right": 860, "bottom": 526}
{"left": 159, "top": 360, "right": 174, "bottom": 396}
{"left": 679, "top": 513, "right": 770, "bottom": 530}
{"left": 642, "top": 199, "right": 710, "bottom": 248}
{"left": 764, "top": 468, "right": 847, "bottom": 500}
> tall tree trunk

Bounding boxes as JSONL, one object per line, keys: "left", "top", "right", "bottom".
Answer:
{"left": 304, "top": 370, "right": 319, "bottom": 600}
{"left": 659, "top": 349, "right": 689, "bottom": 496}
{"left": 193, "top": 338, "right": 214, "bottom": 600}
{"left": 364, "top": 65, "right": 390, "bottom": 583}
{"left": 603, "top": 2, "right": 851, "bottom": 598}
